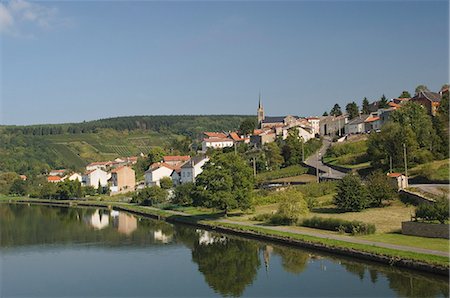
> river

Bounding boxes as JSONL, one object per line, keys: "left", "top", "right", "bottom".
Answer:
{"left": 0, "top": 204, "right": 448, "bottom": 297}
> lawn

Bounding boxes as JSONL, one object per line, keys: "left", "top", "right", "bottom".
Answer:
{"left": 323, "top": 139, "right": 371, "bottom": 170}
{"left": 358, "top": 233, "right": 449, "bottom": 253}
{"left": 270, "top": 174, "right": 316, "bottom": 184}
{"left": 409, "top": 159, "right": 450, "bottom": 182}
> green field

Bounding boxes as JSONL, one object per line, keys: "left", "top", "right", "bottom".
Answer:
{"left": 324, "top": 139, "right": 371, "bottom": 170}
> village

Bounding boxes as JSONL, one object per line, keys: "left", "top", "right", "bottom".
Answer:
{"left": 43, "top": 86, "right": 448, "bottom": 196}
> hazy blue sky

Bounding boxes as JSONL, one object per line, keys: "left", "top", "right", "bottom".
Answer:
{"left": 1, "top": 0, "right": 448, "bottom": 125}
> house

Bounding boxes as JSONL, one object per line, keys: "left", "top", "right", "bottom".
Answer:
{"left": 306, "top": 117, "right": 320, "bottom": 136}
{"left": 49, "top": 169, "right": 67, "bottom": 176}
{"left": 180, "top": 156, "right": 209, "bottom": 184}
{"left": 163, "top": 155, "right": 190, "bottom": 167}
{"left": 109, "top": 166, "right": 136, "bottom": 194}
{"left": 19, "top": 175, "right": 27, "bottom": 181}
{"left": 387, "top": 172, "right": 408, "bottom": 190}
{"left": 47, "top": 176, "right": 65, "bottom": 183}
{"left": 201, "top": 137, "right": 234, "bottom": 152}
{"left": 392, "top": 98, "right": 410, "bottom": 105}
{"left": 410, "top": 91, "right": 442, "bottom": 116}
{"left": 344, "top": 115, "right": 370, "bottom": 134}
{"left": 86, "top": 161, "right": 110, "bottom": 171}
{"left": 82, "top": 168, "right": 109, "bottom": 189}
{"left": 68, "top": 173, "right": 82, "bottom": 182}
{"left": 250, "top": 129, "right": 277, "bottom": 147}
{"left": 364, "top": 115, "right": 381, "bottom": 132}
{"left": 145, "top": 162, "right": 176, "bottom": 186}
{"left": 171, "top": 168, "right": 182, "bottom": 186}
{"left": 319, "top": 115, "right": 348, "bottom": 136}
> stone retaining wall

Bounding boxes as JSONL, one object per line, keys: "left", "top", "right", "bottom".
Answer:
{"left": 402, "top": 221, "right": 449, "bottom": 239}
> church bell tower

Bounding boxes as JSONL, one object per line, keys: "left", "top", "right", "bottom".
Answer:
{"left": 257, "top": 93, "right": 265, "bottom": 128}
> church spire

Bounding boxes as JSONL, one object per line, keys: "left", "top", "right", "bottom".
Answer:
{"left": 257, "top": 92, "right": 265, "bottom": 128}
{"left": 258, "top": 92, "right": 262, "bottom": 109}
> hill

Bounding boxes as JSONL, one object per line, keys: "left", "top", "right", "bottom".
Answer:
{"left": 0, "top": 115, "right": 253, "bottom": 175}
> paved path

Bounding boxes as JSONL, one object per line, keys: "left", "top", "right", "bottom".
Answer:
{"left": 218, "top": 219, "right": 449, "bottom": 257}
{"left": 410, "top": 184, "right": 450, "bottom": 198}
{"left": 304, "top": 137, "right": 346, "bottom": 180}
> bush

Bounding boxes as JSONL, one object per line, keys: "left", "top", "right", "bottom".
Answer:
{"left": 326, "top": 140, "right": 367, "bottom": 158}
{"left": 295, "top": 181, "right": 337, "bottom": 198}
{"left": 366, "top": 171, "right": 397, "bottom": 207}
{"left": 172, "top": 182, "right": 195, "bottom": 206}
{"left": 415, "top": 198, "right": 449, "bottom": 224}
{"left": 333, "top": 174, "right": 368, "bottom": 212}
{"left": 302, "top": 216, "right": 376, "bottom": 235}
{"left": 131, "top": 186, "right": 168, "bottom": 206}
{"left": 160, "top": 177, "right": 173, "bottom": 190}
{"left": 251, "top": 213, "right": 272, "bottom": 222}
{"left": 274, "top": 191, "right": 309, "bottom": 225}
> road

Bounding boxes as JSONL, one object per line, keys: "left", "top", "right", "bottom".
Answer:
{"left": 304, "top": 136, "right": 346, "bottom": 180}
{"left": 409, "top": 184, "right": 450, "bottom": 199}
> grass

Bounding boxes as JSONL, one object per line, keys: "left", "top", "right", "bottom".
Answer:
{"left": 208, "top": 221, "right": 450, "bottom": 267}
{"left": 359, "top": 233, "right": 450, "bottom": 253}
{"left": 409, "top": 159, "right": 450, "bottom": 182}
{"left": 270, "top": 174, "right": 316, "bottom": 184}
{"left": 324, "top": 139, "right": 371, "bottom": 170}
{"left": 256, "top": 165, "right": 308, "bottom": 184}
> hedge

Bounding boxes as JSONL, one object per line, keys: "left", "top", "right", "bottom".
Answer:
{"left": 302, "top": 216, "right": 376, "bottom": 235}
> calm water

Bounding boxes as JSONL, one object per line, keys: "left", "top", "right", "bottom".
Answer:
{"left": 0, "top": 204, "right": 448, "bottom": 298}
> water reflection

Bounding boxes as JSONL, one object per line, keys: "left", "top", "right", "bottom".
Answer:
{"left": 0, "top": 204, "right": 448, "bottom": 298}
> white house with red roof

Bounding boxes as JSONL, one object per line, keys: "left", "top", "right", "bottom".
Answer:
{"left": 145, "top": 162, "right": 177, "bottom": 187}
{"left": 86, "top": 161, "right": 110, "bottom": 171}
{"left": 180, "top": 156, "right": 209, "bottom": 184}
{"left": 82, "top": 168, "right": 109, "bottom": 189}
{"left": 163, "top": 155, "right": 191, "bottom": 167}
{"left": 387, "top": 172, "right": 408, "bottom": 190}
{"left": 201, "top": 137, "right": 234, "bottom": 152}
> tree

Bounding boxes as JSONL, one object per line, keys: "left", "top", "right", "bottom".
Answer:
{"left": 433, "top": 90, "right": 449, "bottom": 157}
{"left": 399, "top": 91, "right": 411, "bottom": 98}
{"left": 322, "top": 111, "right": 328, "bottom": 116}
{"left": 172, "top": 182, "right": 195, "bottom": 206}
{"left": 39, "top": 182, "right": 58, "bottom": 200}
{"left": 345, "top": 102, "right": 359, "bottom": 119}
{"left": 195, "top": 153, "right": 254, "bottom": 215}
{"left": 415, "top": 84, "right": 429, "bottom": 95}
{"left": 275, "top": 190, "right": 308, "bottom": 224}
{"left": 330, "top": 104, "right": 342, "bottom": 116}
{"left": 281, "top": 128, "right": 303, "bottom": 166}
{"left": 131, "top": 186, "right": 168, "bottom": 206}
{"left": 366, "top": 171, "right": 397, "bottom": 207}
{"left": 170, "top": 136, "right": 192, "bottom": 155}
{"left": 159, "top": 177, "right": 173, "bottom": 190}
{"left": 9, "top": 179, "right": 27, "bottom": 196}
{"left": 379, "top": 94, "right": 389, "bottom": 108}
{"left": 147, "top": 147, "right": 166, "bottom": 164}
{"left": 333, "top": 174, "right": 368, "bottom": 212}
{"left": 361, "top": 97, "right": 370, "bottom": 114}
{"left": 239, "top": 118, "right": 257, "bottom": 135}
{"left": 263, "top": 142, "right": 283, "bottom": 170}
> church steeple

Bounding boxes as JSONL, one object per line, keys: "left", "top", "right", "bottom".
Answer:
{"left": 257, "top": 93, "right": 265, "bottom": 128}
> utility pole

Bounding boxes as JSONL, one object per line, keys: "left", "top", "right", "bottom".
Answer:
{"left": 253, "top": 157, "right": 257, "bottom": 177}
{"left": 403, "top": 143, "right": 408, "bottom": 177}
{"left": 316, "top": 152, "right": 320, "bottom": 183}
{"left": 389, "top": 155, "right": 393, "bottom": 173}
{"left": 301, "top": 138, "right": 305, "bottom": 162}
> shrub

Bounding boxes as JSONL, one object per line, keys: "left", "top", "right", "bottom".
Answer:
{"left": 366, "top": 171, "right": 397, "bottom": 207}
{"left": 159, "top": 177, "right": 173, "bottom": 190}
{"left": 172, "top": 182, "right": 195, "bottom": 206}
{"left": 295, "top": 181, "right": 337, "bottom": 198}
{"left": 251, "top": 213, "right": 272, "bottom": 222}
{"left": 415, "top": 198, "right": 449, "bottom": 224}
{"left": 302, "top": 216, "right": 376, "bottom": 235}
{"left": 131, "top": 186, "right": 168, "bottom": 206}
{"left": 274, "top": 191, "right": 309, "bottom": 225}
{"left": 333, "top": 174, "right": 368, "bottom": 212}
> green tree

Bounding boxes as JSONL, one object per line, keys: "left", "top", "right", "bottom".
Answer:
{"left": 9, "top": 179, "right": 28, "bottom": 196}
{"left": 172, "top": 182, "right": 195, "bottom": 206}
{"left": 379, "top": 94, "right": 389, "bottom": 108}
{"left": 415, "top": 84, "right": 429, "bottom": 94}
{"left": 170, "top": 136, "right": 192, "bottom": 155}
{"left": 322, "top": 111, "right": 328, "bottom": 116}
{"left": 195, "top": 153, "right": 254, "bottom": 215}
{"left": 274, "top": 190, "right": 309, "bottom": 224}
{"left": 433, "top": 90, "right": 449, "bottom": 157}
{"left": 159, "top": 177, "right": 173, "bottom": 190}
{"left": 361, "top": 97, "right": 370, "bottom": 114}
{"left": 333, "top": 174, "right": 368, "bottom": 212}
{"left": 330, "top": 104, "right": 342, "bottom": 116}
{"left": 39, "top": 182, "right": 58, "bottom": 200}
{"left": 366, "top": 171, "right": 397, "bottom": 207}
{"left": 239, "top": 118, "right": 257, "bottom": 135}
{"left": 263, "top": 142, "right": 284, "bottom": 170}
{"left": 399, "top": 91, "right": 411, "bottom": 98}
{"left": 345, "top": 102, "right": 359, "bottom": 119}
{"left": 131, "top": 186, "right": 168, "bottom": 206}
{"left": 0, "top": 172, "right": 20, "bottom": 195}
{"left": 281, "top": 128, "right": 303, "bottom": 166}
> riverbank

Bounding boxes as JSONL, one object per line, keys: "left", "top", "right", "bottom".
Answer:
{"left": 2, "top": 197, "right": 449, "bottom": 276}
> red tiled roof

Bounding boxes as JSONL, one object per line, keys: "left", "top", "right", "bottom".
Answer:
{"left": 364, "top": 116, "right": 380, "bottom": 123}
{"left": 387, "top": 172, "right": 403, "bottom": 178}
{"left": 111, "top": 165, "right": 127, "bottom": 173}
{"left": 204, "top": 132, "right": 228, "bottom": 139}
{"left": 19, "top": 175, "right": 27, "bottom": 180}
{"left": 163, "top": 155, "right": 191, "bottom": 162}
{"left": 87, "top": 161, "right": 109, "bottom": 166}
{"left": 47, "top": 176, "right": 62, "bottom": 182}
{"left": 229, "top": 132, "right": 243, "bottom": 141}
{"left": 149, "top": 162, "right": 178, "bottom": 171}
{"left": 203, "top": 138, "right": 234, "bottom": 143}
{"left": 388, "top": 102, "right": 401, "bottom": 108}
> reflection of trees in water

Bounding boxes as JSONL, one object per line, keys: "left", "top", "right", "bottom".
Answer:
{"left": 338, "top": 258, "right": 449, "bottom": 298}
{"left": 189, "top": 233, "right": 260, "bottom": 297}
{"left": 272, "top": 246, "right": 309, "bottom": 275}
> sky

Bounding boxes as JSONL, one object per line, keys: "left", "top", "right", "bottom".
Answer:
{"left": 0, "top": 0, "right": 448, "bottom": 125}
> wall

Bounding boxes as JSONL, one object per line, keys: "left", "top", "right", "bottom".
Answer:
{"left": 402, "top": 221, "right": 449, "bottom": 239}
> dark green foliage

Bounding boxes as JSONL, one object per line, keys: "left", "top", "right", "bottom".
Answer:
{"left": 330, "top": 104, "right": 342, "bottom": 116}
{"left": 362, "top": 97, "right": 370, "bottom": 114}
{"left": 415, "top": 198, "right": 449, "bottom": 224}
{"left": 239, "top": 118, "right": 257, "bottom": 135}
{"left": 39, "top": 182, "right": 58, "bottom": 200}
{"left": 302, "top": 216, "right": 376, "bottom": 235}
{"left": 131, "top": 186, "right": 168, "bottom": 206}
{"left": 322, "top": 111, "right": 328, "bottom": 116}
{"left": 9, "top": 179, "right": 28, "bottom": 196}
{"left": 333, "top": 174, "right": 368, "bottom": 212}
{"left": 399, "top": 91, "right": 411, "bottom": 98}
{"left": 433, "top": 91, "right": 449, "bottom": 157}
{"left": 195, "top": 153, "right": 254, "bottom": 214}
{"left": 281, "top": 128, "right": 303, "bottom": 166}
{"left": 169, "top": 136, "right": 192, "bottom": 155}
{"left": 57, "top": 180, "right": 83, "bottom": 199}
{"left": 159, "top": 177, "right": 173, "bottom": 190}
{"left": 366, "top": 171, "right": 397, "bottom": 207}
{"left": 379, "top": 94, "right": 389, "bottom": 108}
{"left": 172, "top": 182, "right": 195, "bottom": 206}
{"left": 345, "top": 102, "right": 359, "bottom": 119}
{"left": 415, "top": 84, "right": 429, "bottom": 94}
{"left": 0, "top": 172, "right": 19, "bottom": 194}
{"left": 263, "top": 142, "right": 283, "bottom": 170}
